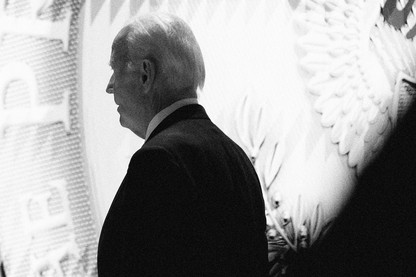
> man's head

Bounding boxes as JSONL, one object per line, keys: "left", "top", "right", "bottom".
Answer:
{"left": 106, "top": 13, "right": 205, "bottom": 138}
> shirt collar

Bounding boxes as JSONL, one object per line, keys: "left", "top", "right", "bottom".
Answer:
{"left": 145, "top": 98, "right": 198, "bottom": 141}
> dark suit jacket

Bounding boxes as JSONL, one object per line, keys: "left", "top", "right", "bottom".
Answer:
{"left": 97, "top": 104, "right": 268, "bottom": 276}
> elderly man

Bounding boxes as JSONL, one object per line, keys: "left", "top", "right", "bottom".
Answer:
{"left": 97, "top": 13, "right": 268, "bottom": 276}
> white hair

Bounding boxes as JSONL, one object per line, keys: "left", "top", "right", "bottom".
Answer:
{"left": 114, "top": 13, "right": 205, "bottom": 94}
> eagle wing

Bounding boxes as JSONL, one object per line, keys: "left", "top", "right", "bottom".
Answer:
{"left": 295, "top": 0, "right": 416, "bottom": 174}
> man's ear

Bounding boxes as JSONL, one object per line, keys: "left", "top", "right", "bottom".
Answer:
{"left": 140, "top": 59, "right": 155, "bottom": 94}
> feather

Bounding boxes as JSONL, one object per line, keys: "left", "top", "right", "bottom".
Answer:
{"left": 294, "top": 0, "right": 416, "bottom": 173}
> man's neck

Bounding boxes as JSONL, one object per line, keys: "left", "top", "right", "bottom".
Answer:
{"left": 145, "top": 98, "right": 198, "bottom": 140}
{"left": 151, "top": 86, "right": 197, "bottom": 113}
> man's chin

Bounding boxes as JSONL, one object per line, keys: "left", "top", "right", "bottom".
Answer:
{"left": 119, "top": 116, "right": 127, "bottom": 128}
{"left": 118, "top": 117, "right": 144, "bottom": 138}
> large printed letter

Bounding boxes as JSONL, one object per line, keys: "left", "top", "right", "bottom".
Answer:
{"left": 0, "top": 62, "right": 70, "bottom": 138}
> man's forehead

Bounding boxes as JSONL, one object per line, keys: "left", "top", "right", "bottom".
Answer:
{"left": 109, "top": 37, "right": 126, "bottom": 67}
{"left": 108, "top": 50, "right": 115, "bottom": 68}
{"left": 111, "top": 38, "right": 121, "bottom": 57}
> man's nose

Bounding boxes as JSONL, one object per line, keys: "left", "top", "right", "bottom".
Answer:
{"left": 106, "top": 74, "right": 115, "bottom": 94}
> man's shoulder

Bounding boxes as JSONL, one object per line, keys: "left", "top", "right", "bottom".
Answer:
{"left": 148, "top": 117, "right": 248, "bottom": 156}
{"left": 145, "top": 119, "right": 211, "bottom": 147}
{"left": 131, "top": 144, "right": 176, "bottom": 165}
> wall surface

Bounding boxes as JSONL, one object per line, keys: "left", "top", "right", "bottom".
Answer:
{"left": 0, "top": 0, "right": 98, "bottom": 275}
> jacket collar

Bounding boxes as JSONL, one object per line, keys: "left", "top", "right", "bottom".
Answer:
{"left": 145, "top": 98, "right": 198, "bottom": 140}
{"left": 145, "top": 104, "right": 209, "bottom": 143}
